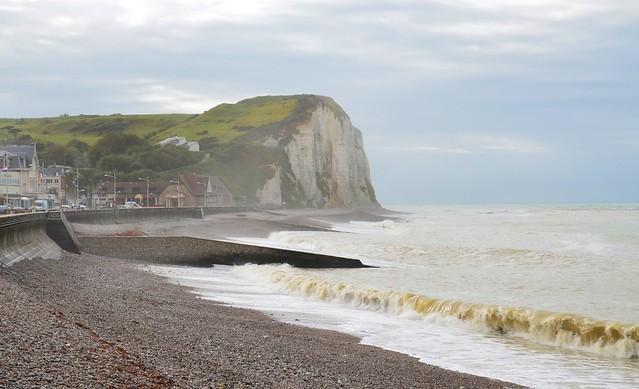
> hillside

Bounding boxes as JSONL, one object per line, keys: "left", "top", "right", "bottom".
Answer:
{"left": 0, "top": 95, "right": 379, "bottom": 208}
{"left": 0, "top": 96, "right": 302, "bottom": 146}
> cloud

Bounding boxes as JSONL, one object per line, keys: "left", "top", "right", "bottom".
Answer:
{"left": 2, "top": 0, "right": 638, "bottom": 82}
{"left": 114, "top": 80, "right": 255, "bottom": 113}
{"left": 372, "top": 145, "right": 472, "bottom": 155}
{"left": 1, "top": 1, "right": 638, "bottom": 115}
{"left": 132, "top": 83, "right": 216, "bottom": 113}
{"left": 468, "top": 135, "right": 549, "bottom": 154}
{"left": 371, "top": 135, "right": 548, "bottom": 155}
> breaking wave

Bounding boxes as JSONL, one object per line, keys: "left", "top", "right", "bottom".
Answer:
{"left": 237, "top": 265, "right": 639, "bottom": 359}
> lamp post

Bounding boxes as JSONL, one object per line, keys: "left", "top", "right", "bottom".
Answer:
{"left": 104, "top": 171, "right": 117, "bottom": 207}
{"left": 2, "top": 152, "right": 9, "bottom": 206}
{"left": 76, "top": 167, "right": 79, "bottom": 207}
{"left": 169, "top": 177, "right": 181, "bottom": 208}
{"left": 138, "top": 176, "right": 149, "bottom": 207}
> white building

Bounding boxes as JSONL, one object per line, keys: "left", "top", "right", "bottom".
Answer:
{"left": 0, "top": 144, "right": 42, "bottom": 205}
{"left": 158, "top": 136, "right": 200, "bottom": 152}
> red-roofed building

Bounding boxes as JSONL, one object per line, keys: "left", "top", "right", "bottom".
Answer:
{"left": 158, "top": 174, "right": 234, "bottom": 208}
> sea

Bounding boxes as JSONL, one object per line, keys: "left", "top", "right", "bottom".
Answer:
{"left": 147, "top": 204, "right": 639, "bottom": 388}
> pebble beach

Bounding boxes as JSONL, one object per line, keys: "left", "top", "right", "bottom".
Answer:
{"left": 0, "top": 253, "right": 521, "bottom": 388}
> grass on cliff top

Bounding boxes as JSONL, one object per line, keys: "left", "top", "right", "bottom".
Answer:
{"left": 154, "top": 95, "right": 299, "bottom": 143}
{"left": 0, "top": 95, "right": 299, "bottom": 146}
{"left": 0, "top": 114, "right": 193, "bottom": 145}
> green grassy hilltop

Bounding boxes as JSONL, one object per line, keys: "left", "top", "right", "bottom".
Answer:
{"left": 0, "top": 95, "right": 340, "bottom": 205}
{"left": 0, "top": 95, "right": 306, "bottom": 146}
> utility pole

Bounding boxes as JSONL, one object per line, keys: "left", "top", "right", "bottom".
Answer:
{"left": 3, "top": 152, "right": 8, "bottom": 206}
{"left": 76, "top": 166, "right": 79, "bottom": 207}
{"left": 104, "top": 171, "right": 117, "bottom": 207}
{"left": 176, "top": 177, "right": 180, "bottom": 208}
{"left": 138, "top": 176, "right": 149, "bottom": 207}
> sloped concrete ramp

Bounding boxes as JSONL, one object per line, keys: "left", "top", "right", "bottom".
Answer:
{"left": 0, "top": 213, "right": 63, "bottom": 267}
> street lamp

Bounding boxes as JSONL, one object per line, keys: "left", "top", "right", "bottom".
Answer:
{"left": 137, "top": 176, "right": 149, "bottom": 207}
{"left": 2, "top": 152, "right": 9, "bottom": 206}
{"left": 169, "top": 177, "right": 181, "bottom": 208}
{"left": 104, "top": 171, "right": 117, "bottom": 207}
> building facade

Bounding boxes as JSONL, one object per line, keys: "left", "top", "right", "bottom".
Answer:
{"left": 204, "top": 176, "right": 234, "bottom": 207}
{"left": 92, "top": 180, "right": 163, "bottom": 207}
{"left": 40, "top": 166, "right": 67, "bottom": 206}
{"left": 158, "top": 174, "right": 234, "bottom": 208}
{"left": 0, "top": 144, "right": 42, "bottom": 206}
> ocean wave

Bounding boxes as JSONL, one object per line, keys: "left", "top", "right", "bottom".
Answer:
{"left": 236, "top": 265, "right": 639, "bottom": 359}
{"left": 266, "top": 231, "right": 562, "bottom": 266}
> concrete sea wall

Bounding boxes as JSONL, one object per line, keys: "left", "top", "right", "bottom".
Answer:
{"left": 78, "top": 236, "right": 368, "bottom": 268}
{"left": 1, "top": 208, "right": 368, "bottom": 270}
{"left": 0, "top": 213, "right": 69, "bottom": 267}
{"left": 64, "top": 207, "right": 259, "bottom": 224}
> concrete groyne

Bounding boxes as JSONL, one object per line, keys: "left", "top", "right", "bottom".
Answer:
{"left": 78, "top": 236, "right": 369, "bottom": 268}
{"left": 0, "top": 212, "right": 70, "bottom": 266}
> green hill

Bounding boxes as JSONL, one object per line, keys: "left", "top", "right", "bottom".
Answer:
{"left": 0, "top": 114, "right": 193, "bottom": 145}
{"left": 0, "top": 95, "right": 307, "bottom": 146}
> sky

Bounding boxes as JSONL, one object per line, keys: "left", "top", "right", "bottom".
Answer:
{"left": 1, "top": 0, "right": 638, "bottom": 204}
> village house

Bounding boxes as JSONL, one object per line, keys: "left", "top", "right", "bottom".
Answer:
{"left": 92, "top": 180, "right": 163, "bottom": 207}
{"left": 205, "top": 176, "right": 234, "bottom": 207}
{"left": 158, "top": 136, "right": 200, "bottom": 152}
{"left": 159, "top": 174, "right": 234, "bottom": 208}
{"left": 40, "top": 166, "right": 68, "bottom": 203}
{"left": 0, "top": 144, "right": 42, "bottom": 207}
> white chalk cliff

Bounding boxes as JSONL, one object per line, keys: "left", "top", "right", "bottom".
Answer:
{"left": 257, "top": 96, "right": 378, "bottom": 208}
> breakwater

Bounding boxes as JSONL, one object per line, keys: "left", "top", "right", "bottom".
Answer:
{"left": 78, "top": 236, "right": 368, "bottom": 268}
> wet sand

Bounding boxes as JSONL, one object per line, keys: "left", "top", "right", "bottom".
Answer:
{"left": 0, "top": 254, "right": 522, "bottom": 388}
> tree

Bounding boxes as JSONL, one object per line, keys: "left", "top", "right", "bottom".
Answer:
{"left": 41, "top": 144, "right": 69, "bottom": 165}
{"left": 18, "top": 134, "right": 33, "bottom": 145}
{"left": 98, "top": 154, "right": 140, "bottom": 172}
{"left": 3, "top": 126, "right": 20, "bottom": 144}
{"left": 88, "top": 133, "right": 147, "bottom": 165}
{"left": 67, "top": 139, "right": 89, "bottom": 153}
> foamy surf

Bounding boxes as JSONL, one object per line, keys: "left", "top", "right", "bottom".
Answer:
{"left": 235, "top": 264, "right": 639, "bottom": 359}
{"left": 147, "top": 263, "right": 639, "bottom": 388}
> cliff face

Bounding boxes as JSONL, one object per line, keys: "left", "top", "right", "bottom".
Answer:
{"left": 256, "top": 96, "right": 379, "bottom": 208}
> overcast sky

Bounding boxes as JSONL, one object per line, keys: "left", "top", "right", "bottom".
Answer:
{"left": 1, "top": 0, "right": 638, "bottom": 204}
